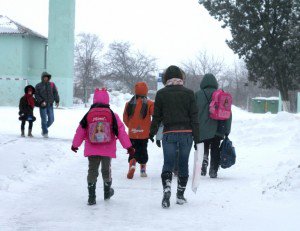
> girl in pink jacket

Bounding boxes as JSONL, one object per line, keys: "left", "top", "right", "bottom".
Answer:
{"left": 71, "top": 88, "right": 135, "bottom": 205}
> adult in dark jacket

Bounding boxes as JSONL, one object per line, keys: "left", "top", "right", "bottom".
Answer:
{"left": 150, "top": 65, "right": 200, "bottom": 208}
{"left": 19, "top": 85, "right": 37, "bottom": 137}
{"left": 35, "top": 72, "right": 60, "bottom": 138}
{"left": 195, "top": 73, "right": 232, "bottom": 178}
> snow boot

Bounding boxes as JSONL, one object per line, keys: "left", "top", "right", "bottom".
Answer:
{"left": 176, "top": 176, "right": 188, "bottom": 205}
{"left": 127, "top": 158, "right": 136, "bottom": 179}
{"left": 161, "top": 172, "right": 172, "bottom": 209}
{"left": 41, "top": 132, "right": 48, "bottom": 138}
{"left": 140, "top": 164, "right": 147, "bottom": 177}
{"left": 201, "top": 156, "right": 208, "bottom": 176}
{"left": 209, "top": 167, "right": 218, "bottom": 178}
{"left": 21, "top": 129, "right": 25, "bottom": 137}
{"left": 87, "top": 182, "right": 96, "bottom": 205}
{"left": 104, "top": 181, "right": 114, "bottom": 200}
{"left": 28, "top": 129, "right": 33, "bottom": 137}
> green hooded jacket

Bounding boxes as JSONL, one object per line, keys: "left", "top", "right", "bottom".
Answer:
{"left": 195, "top": 73, "right": 232, "bottom": 142}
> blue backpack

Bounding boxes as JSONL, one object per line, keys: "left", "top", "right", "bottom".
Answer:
{"left": 220, "top": 137, "right": 236, "bottom": 169}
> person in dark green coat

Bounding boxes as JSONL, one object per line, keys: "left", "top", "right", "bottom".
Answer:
{"left": 195, "top": 73, "right": 232, "bottom": 178}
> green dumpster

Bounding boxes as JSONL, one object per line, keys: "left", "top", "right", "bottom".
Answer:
{"left": 265, "top": 98, "right": 279, "bottom": 114}
{"left": 252, "top": 97, "right": 279, "bottom": 114}
{"left": 251, "top": 98, "right": 266, "bottom": 113}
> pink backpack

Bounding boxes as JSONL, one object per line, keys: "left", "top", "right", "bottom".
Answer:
{"left": 87, "top": 108, "right": 113, "bottom": 143}
{"left": 208, "top": 89, "right": 232, "bottom": 120}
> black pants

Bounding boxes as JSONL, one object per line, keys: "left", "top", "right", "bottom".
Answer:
{"left": 21, "top": 120, "right": 33, "bottom": 130}
{"left": 204, "top": 136, "right": 221, "bottom": 171}
{"left": 128, "top": 139, "right": 148, "bottom": 164}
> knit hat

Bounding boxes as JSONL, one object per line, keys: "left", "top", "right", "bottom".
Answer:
{"left": 135, "top": 82, "right": 148, "bottom": 96}
{"left": 163, "top": 65, "right": 184, "bottom": 84}
{"left": 93, "top": 88, "right": 110, "bottom": 104}
{"left": 24, "top": 85, "right": 35, "bottom": 94}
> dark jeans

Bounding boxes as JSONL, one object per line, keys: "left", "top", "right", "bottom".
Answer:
{"left": 204, "top": 136, "right": 221, "bottom": 171}
{"left": 21, "top": 120, "right": 33, "bottom": 130}
{"left": 162, "top": 132, "right": 193, "bottom": 178}
{"left": 173, "top": 149, "right": 179, "bottom": 173}
{"left": 39, "top": 105, "right": 54, "bottom": 134}
{"left": 87, "top": 156, "right": 112, "bottom": 183}
{"left": 128, "top": 139, "right": 148, "bottom": 164}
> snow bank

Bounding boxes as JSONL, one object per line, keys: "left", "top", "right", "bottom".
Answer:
{"left": 0, "top": 92, "right": 299, "bottom": 230}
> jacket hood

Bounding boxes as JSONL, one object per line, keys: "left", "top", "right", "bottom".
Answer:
{"left": 200, "top": 73, "right": 218, "bottom": 89}
{"left": 41, "top": 71, "right": 51, "bottom": 81}
{"left": 135, "top": 82, "right": 148, "bottom": 96}
{"left": 93, "top": 88, "right": 110, "bottom": 104}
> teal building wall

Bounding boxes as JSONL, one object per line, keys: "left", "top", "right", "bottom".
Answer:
{"left": 0, "top": 34, "right": 47, "bottom": 106}
{"left": 47, "top": 0, "right": 75, "bottom": 107}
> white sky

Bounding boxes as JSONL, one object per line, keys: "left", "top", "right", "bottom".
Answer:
{"left": 0, "top": 0, "right": 238, "bottom": 69}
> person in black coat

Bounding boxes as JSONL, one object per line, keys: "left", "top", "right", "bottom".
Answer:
{"left": 150, "top": 65, "right": 200, "bottom": 208}
{"left": 19, "top": 85, "right": 37, "bottom": 137}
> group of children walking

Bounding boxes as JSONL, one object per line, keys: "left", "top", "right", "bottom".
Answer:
{"left": 70, "top": 65, "right": 232, "bottom": 209}
{"left": 19, "top": 66, "right": 231, "bottom": 209}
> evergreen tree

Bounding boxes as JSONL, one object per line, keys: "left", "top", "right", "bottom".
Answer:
{"left": 199, "top": 0, "right": 300, "bottom": 111}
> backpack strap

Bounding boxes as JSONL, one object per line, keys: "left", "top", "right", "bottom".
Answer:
{"left": 203, "top": 89, "right": 211, "bottom": 104}
{"left": 109, "top": 109, "right": 119, "bottom": 137}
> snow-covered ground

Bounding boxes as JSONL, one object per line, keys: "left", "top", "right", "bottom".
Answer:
{"left": 0, "top": 93, "right": 300, "bottom": 231}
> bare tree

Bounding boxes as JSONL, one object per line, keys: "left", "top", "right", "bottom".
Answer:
{"left": 104, "top": 41, "right": 157, "bottom": 93}
{"left": 74, "top": 33, "right": 104, "bottom": 104}
{"left": 220, "top": 61, "right": 279, "bottom": 110}
{"left": 182, "top": 50, "right": 224, "bottom": 91}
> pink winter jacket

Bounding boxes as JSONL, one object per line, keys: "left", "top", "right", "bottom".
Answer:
{"left": 72, "top": 88, "right": 132, "bottom": 158}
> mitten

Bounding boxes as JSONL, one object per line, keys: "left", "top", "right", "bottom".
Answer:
{"left": 149, "top": 135, "right": 154, "bottom": 143}
{"left": 156, "top": 140, "right": 161, "bottom": 148}
{"left": 71, "top": 145, "right": 78, "bottom": 153}
{"left": 127, "top": 147, "right": 135, "bottom": 156}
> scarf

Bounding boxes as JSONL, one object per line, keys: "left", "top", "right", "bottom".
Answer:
{"left": 166, "top": 78, "right": 184, "bottom": 86}
{"left": 25, "top": 93, "right": 35, "bottom": 109}
{"left": 126, "top": 95, "right": 148, "bottom": 119}
{"left": 80, "top": 103, "right": 119, "bottom": 137}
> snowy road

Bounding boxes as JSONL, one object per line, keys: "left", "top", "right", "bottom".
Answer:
{"left": 0, "top": 105, "right": 300, "bottom": 231}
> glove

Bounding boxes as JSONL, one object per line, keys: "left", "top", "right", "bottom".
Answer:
{"left": 71, "top": 145, "right": 78, "bottom": 153}
{"left": 41, "top": 101, "right": 47, "bottom": 107}
{"left": 156, "top": 140, "right": 161, "bottom": 148}
{"left": 127, "top": 147, "right": 135, "bottom": 156}
{"left": 194, "top": 144, "right": 197, "bottom": 150}
{"left": 149, "top": 135, "right": 154, "bottom": 143}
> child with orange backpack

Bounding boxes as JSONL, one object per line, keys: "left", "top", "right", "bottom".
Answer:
{"left": 123, "top": 82, "right": 154, "bottom": 179}
{"left": 71, "top": 88, "right": 135, "bottom": 205}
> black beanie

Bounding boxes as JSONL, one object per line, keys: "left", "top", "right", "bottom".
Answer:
{"left": 163, "top": 65, "right": 183, "bottom": 84}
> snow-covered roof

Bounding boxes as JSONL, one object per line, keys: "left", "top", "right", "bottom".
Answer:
{"left": 0, "top": 15, "right": 46, "bottom": 39}
{"left": 252, "top": 96, "right": 279, "bottom": 101}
